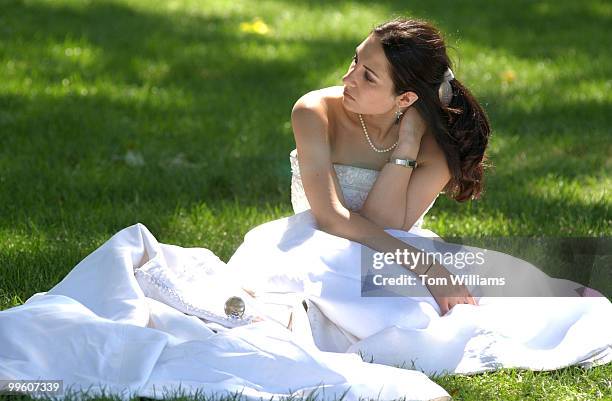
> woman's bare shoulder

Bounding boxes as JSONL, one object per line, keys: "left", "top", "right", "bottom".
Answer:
{"left": 293, "top": 86, "right": 343, "bottom": 113}
{"left": 291, "top": 87, "right": 344, "bottom": 138}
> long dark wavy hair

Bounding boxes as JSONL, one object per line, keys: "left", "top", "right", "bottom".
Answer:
{"left": 372, "top": 18, "right": 492, "bottom": 201}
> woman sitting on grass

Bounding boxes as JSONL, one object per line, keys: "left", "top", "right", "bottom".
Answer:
{"left": 288, "top": 17, "right": 486, "bottom": 314}
{"left": 227, "top": 17, "right": 611, "bottom": 373}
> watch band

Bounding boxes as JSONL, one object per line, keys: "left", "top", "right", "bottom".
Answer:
{"left": 389, "top": 158, "right": 418, "bottom": 168}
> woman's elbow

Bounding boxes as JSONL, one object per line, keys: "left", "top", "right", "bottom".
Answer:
{"left": 312, "top": 207, "right": 350, "bottom": 236}
{"left": 357, "top": 203, "right": 382, "bottom": 224}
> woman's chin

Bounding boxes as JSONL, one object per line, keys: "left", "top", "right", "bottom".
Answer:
{"left": 342, "top": 95, "right": 357, "bottom": 110}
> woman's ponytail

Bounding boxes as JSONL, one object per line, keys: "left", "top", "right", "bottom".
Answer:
{"left": 443, "top": 79, "right": 492, "bottom": 202}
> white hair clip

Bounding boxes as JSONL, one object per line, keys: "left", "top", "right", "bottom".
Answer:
{"left": 443, "top": 67, "right": 454, "bottom": 82}
{"left": 439, "top": 67, "right": 455, "bottom": 107}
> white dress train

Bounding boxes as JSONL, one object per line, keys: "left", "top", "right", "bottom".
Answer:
{"left": 0, "top": 223, "right": 451, "bottom": 401}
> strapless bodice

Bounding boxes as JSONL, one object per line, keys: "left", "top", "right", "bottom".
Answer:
{"left": 289, "top": 149, "right": 437, "bottom": 229}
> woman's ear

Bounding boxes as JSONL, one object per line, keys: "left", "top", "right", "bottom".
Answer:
{"left": 399, "top": 91, "right": 419, "bottom": 108}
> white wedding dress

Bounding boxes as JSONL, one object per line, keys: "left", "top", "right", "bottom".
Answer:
{"left": 0, "top": 148, "right": 610, "bottom": 401}
{"left": 226, "top": 149, "right": 612, "bottom": 373}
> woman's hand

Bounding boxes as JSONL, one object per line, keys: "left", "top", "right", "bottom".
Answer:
{"left": 396, "top": 106, "right": 427, "bottom": 148}
{"left": 423, "top": 263, "right": 478, "bottom": 316}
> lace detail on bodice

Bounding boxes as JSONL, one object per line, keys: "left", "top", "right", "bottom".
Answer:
{"left": 289, "top": 149, "right": 437, "bottom": 229}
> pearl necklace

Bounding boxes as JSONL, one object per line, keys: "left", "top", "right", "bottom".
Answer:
{"left": 358, "top": 114, "right": 398, "bottom": 153}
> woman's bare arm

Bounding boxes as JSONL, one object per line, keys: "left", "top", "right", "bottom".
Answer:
{"left": 290, "top": 95, "right": 474, "bottom": 315}
{"left": 358, "top": 135, "right": 451, "bottom": 230}
{"left": 358, "top": 107, "right": 451, "bottom": 231}
{"left": 291, "top": 95, "right": 437, "bottom": 276}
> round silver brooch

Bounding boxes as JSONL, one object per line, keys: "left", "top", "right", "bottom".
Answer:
{"left": 224, "top": 296, "right": 245, "bottom": 319}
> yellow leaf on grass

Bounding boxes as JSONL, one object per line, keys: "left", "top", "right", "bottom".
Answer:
{"left": 500, "top": 69, "right": 517, "bottom": 84}
{"left": 240, "top": 18, "right": 271, "bottom": 35}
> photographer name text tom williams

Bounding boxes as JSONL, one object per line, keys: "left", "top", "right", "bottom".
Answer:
{"left": 372, "top": 274, "right": 506, "bottom": 287}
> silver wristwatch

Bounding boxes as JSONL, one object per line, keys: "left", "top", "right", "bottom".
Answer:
{"left": 389, "top": 158, "right": 418, "bottom": 168}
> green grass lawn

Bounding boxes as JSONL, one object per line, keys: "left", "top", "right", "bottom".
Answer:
{"left": 0, "top": 0, "right": 610, "bottom": 399}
